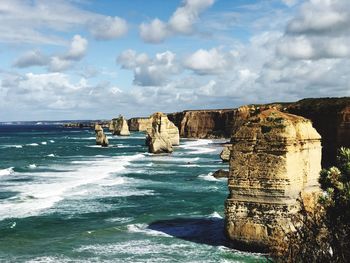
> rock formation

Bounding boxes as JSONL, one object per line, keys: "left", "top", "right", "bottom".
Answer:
{"left": 285, "top": 98, "right": 350, "bottom": 167}
{"left": 95, "top": 124, "right": 109, "bottom": 147}
{"left": 212, "top": 169, "right": 229, "bottom": 179}
{"left": 168, "top": 98, "right": 350, "bottom": 167}
{"left": 110, "top": 116, "right": 130, "bottom": 136}
{"left": 220, "top": 145, "right": 231, "bottom": 162}
{"left": 225, "top": 109, "right": 322, "bottom": 251}
{"left": 146, "top": 112, "right": 180, "bottom": 153}
{"left": 128, "top": 117, "right": 152, "bottom": 131}
{"left": 168, "top": 109, "right": 237, "bottom": 138}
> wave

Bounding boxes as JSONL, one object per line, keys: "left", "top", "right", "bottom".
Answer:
{"left": 47, "top": 154, "right": 55, "bottom": 157}
{"left": 127, "top": 223, "right": 171, "bottom": 237}
{"left": 0, "top": 167, "right": 14, "bottom": 176}
{"left": 41, "top": 142, "right": 47, "bottom": 145}
{"left": 208, "top": 211, "right": 223, "bottom": 219}
{"left": 0, "top": 145, "right": 23, "bottom": 149}
{"left": 0, "top": 153, "right": 146, "bottom": 220}
{"left": 179, "top": 139, "right": 217, "bottom": 154}
{"left": 28, "top": 164, "right": 37, "bottom": 169}
{"left": 49, "top": 140, "right": 55, "bottom": 143}
{"left": 26, "top": 143, "right": 39, "bottom": 146}
{"left": 198, "top": 172, "right": 218, "bottom": 181}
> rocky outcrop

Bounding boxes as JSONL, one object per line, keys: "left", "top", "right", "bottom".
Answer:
{"left": 337, "top": 106, "right": 350, "bottom": 149}
{"left": 146, "top": 112, "right": 180, "bottom": 153}
{"left": 110, "top": 116, "right": 130, "bottom": 136}
{"left": 225, "top": 109, "right": 322, "bottom": 251}
{"left": 220, "top": 145, "right": 231, "bottom": 162}
{"left": 168, "top": 98, "right": 349, "bottom": 167}
{"left": 168, "top": 109, "right": 236, "bottom": 138}
{"left": 94, "top": 124, "right": 109, "bottom": 147}
{"left": 285, "top": 98, "right": 350, "bottom": 167}
{"left": 128, "top": 117, "right": 152, "bottom": 131}
{"left": 212, "top": 169, "right": 229, "bottom": 179}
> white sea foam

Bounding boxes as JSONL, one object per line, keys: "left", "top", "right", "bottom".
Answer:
{"left": 86, "top": 145, "right": 109, "bottom": 148}
{"left": 198, "top": 172, "right": 218, "bottom": 181}
{"left": 127, "top": 223, "right": 171, "bottom": 237}
{"left": 0, "top": 153, "right": 145, "bottom": 220}
{"left": 28, "top": 164, "right": 37, "bottom": 169}
{"left": 47, "top": 154, "right": 55, "bottom": 157}
{"left": 209, "top": 211, "right": 223, "bottom": 219}
{"left": 49, "top": 140, "right": 55, "bottom": 143}
{"left": 41, "top": 142, "right": 47, "bottom": 145}
{"left": 179, "top": 139, "right": 217, "bottom": 154}
{"left": 26, "top": 143, "right": 39, "bottom": 146}
{"left": 0, "top": 167, "right": 14, "bottom": 176}
{"left": 0, "top": 145, "right": 23, "bottom": 149}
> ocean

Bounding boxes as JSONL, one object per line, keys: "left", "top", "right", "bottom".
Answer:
{"left": 0, "top": 125, "right": 263, "bottom": 262}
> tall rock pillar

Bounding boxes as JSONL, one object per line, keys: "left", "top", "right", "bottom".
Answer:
{"left": 225, "top": 109, "right": 322, "bottom": 250}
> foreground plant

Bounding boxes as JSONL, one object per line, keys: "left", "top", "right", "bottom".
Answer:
{"left": 270, "top": 147, "right": 350, "bottom": 262}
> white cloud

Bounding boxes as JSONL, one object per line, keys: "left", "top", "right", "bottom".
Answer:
{"left": 89, "top": 16, "right": 128, "bottom": 40}
{"left": 0, "top": 0, "right": 128, "bottom": 44}
{"left": 13, "top": 35, "right": 88, "bottom": 72}
{"left": 169, "top": 0, "right": 215, "bottom": 34}
{"left": 279, "top": 0, "right": 350, "bottom": 60}
{"left": 184, "top": 48, "right": 233, "bottom": 74}
{"left": 282, "top": 0, "right": 298, "bottom": 7}
{"left": 13, "top": 50, "right": 49, "bottom": 68}
{"left": 65, "top": 35, "right": 88, "bottom": 60}
{"left": 139, "top": 0, "right": 215, "bottom": 43}
{"left": 117, "top": 50, "right": 179, "bottom": 86}
{"left": 139, "top": 19, "right": 169, "bottom": 44}
{"left": 117, "top": 49, "right": 150, "bottom": 69}
{"left": 49, "top": 57, "right": 73, "bottom": 72}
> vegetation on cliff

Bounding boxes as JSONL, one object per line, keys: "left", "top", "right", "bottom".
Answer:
{"left": 271, "top": 147, "right": 350, "bottom": 262}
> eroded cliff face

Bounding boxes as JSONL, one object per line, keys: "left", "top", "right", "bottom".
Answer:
{"left": 285, "top": 98, "right": 350, "bottom": 167}
{"left": 225, "top": 109, "right": 322, "bottom": 251}
{"left": 168, "top": 98, "right": 349, "bottom": 167}
{"left": 146, "top": 112, "right": 180, "bottom": 154}
{"left": 110, "top": 116, "right": 130, "bottom": 136}
{"left": 168, "top": 109, "right": 236, "bottom": 138}
{"left": 128, "top": 117, "right": 152, "bottom": 132}
{"left": 95, "top": 124, "right": 109, "bottom": 147}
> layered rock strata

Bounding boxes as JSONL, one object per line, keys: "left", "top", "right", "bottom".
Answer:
{"left": 128, "top": 117, "right": 152, "bottom": 131}
{"left": 225, "top": 109, "right": 322, "bottom": 251}
{"left": 220, "top": 145, "right": 231, "bottom": 162}
{"left": 95, "top": 124, "right": 109, "bottom": 147}
{"left": 110, "top": 116, "right": 130, "bottom": 136}
{"left": 168, "top": 98, "right": 349, "bottom": 167}
{"left": 146, "top": 112, "right": 180, "bottom": 153}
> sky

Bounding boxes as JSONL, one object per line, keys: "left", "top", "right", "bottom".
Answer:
{"left": 0, "top": 0, "right": 349, "bottom": 121}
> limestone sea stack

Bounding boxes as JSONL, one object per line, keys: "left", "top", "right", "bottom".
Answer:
{"left": 111, "top": 116, "right": 130, "bottom": 136}
{"left": 225, "top": 109, "right": 322, "bottom": 251}
{"left": 95, "top": 124, "right": 109, "bottom": 147}
{"left": 146, "top": 112, "right": 180, "bottom": 154}
{"left": 220, "top": 145, "right": 231, "bottom": 162}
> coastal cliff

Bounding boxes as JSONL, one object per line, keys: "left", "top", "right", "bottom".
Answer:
{"left": 225, "top": 109, "right": 322, "bottom": 251}
{"left": 167, "top": 109, "right": 236, "bottom": 138}
{"left": 167, "top": 98, "right": 349, "bottom": 167}
{"left": 128, "top": 117, "right": 151, "bottom": 132}
{"left": 285, "top": 98, "right": 350, "bottom": 167}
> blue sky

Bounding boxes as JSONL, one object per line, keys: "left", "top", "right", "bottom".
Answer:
{"left": 0, "top": 0, "right": 349, "bottom": 121}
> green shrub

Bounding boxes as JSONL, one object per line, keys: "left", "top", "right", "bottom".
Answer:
{"left": 270, "top": 147, "right": 350, "bottom": 262}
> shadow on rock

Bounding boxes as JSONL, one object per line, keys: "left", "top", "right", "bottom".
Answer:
{"left": 148, "top": 217, "right": 230, "bottom": 247}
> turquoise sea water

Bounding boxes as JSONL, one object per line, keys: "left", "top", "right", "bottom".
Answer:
{"left": 0, "top": 125, "right": 264, "bottom": 262}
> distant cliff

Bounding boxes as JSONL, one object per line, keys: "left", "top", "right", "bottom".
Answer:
{"left": 167, "top": 109, "right": 237, "bottom": 138}
{"left": 128, "top": 117, "right": 151, "bottom": 132}
{"left": 285, "top": 98, "right": 350, "bottom": 167}
{"left": 167, "top": 98, "right": 350, "bottom": 167}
